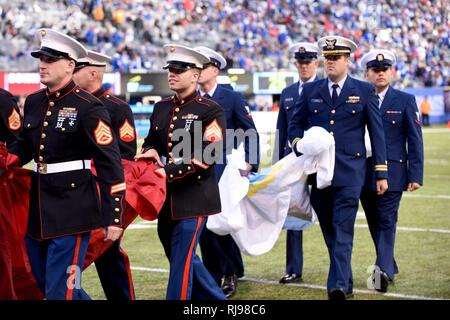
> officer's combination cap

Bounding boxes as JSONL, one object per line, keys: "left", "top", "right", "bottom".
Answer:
{"left": 360, "top": 49, "right": 397, "bottom": 70}
{"left": 31, "top": 29, "right": 87, "bottom": 61}
{"left": 194, "top": 46, "right": 227, "bottom": 70}
{"left": 289, "top": 42, "right": 320, "bottom": 62}
{"left": 317, "top": 35, "right": 357, "bottom": 57}
{"left": 76, "top": 50, "right": 111, "bottom": 69}
{"left": 163, "top": 44, "right": 210, "bottom": 71}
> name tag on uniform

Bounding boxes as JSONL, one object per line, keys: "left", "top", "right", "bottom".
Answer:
{"left": 346, "top": 96, "right": 360, "bottom": 104}
{"left": 284, "top": 97, "right": 294, "bottom": 102}
{"left": 311, "top": 98, "right": 323, "bottom": 103}
{"left": 385, "top": 110, "right": 402, "bottom": 114}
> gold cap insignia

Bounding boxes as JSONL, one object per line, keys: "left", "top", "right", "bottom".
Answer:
{"left": 40, "top": 30, "right": 46, "bottom": 37}
{"left": 299, "top": 47, "right": 306, "bottom": 54}
{"left": 170, "top": 46, "right": 176, "bottom": 53}
{"left": 325, "top": 39, "right": 337, "bottom": 49}
{"left": 376, "top": 54, "right": 384, "bottom": 62}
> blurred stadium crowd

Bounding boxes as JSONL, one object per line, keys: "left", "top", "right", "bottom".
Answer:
{"left": 0, "top": 0, "right": 448, "bottom": 88}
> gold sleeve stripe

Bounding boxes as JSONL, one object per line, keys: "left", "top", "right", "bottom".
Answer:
{"left": 291, "top": 138, "right": 301, "bottom": 148}
{"left": 111, "top": 182, "right": 126, "bottom": 194}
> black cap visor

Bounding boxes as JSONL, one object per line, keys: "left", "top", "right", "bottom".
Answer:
{"left": 31, "top": 46, "right": 72, "bottom": 60}
{"left": 294, "top": 52, "right": 317, "bottom": 63}
{"left": 163, "top": 61, "right": 198, "bottom": 71}
{"left": 75, "top": 61, "right": 106, "bottom": 69}
{"left": 367, "top": 60, "right": 393, "bottom": 69}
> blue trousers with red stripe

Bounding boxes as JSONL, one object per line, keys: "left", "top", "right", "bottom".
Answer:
{"left": 157, "top": 217, "right": 227, "bottom": 300}
{"left": 25, "top": 233, "right": 91, "bottom": 300}
{"left": 95, "top": 240, "right": 135, "bottom": 300}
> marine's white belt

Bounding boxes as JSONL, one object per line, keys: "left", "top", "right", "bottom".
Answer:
{"left": 33, "top": 160, "right": 91, "bottom": 174}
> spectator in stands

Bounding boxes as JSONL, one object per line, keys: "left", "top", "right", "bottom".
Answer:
{"left": 420, "top": 96, "right": 432, "bottom": 126}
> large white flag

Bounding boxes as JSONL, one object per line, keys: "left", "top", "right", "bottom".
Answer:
{"left": 208, "top": 126, "right": 335, "bottom": 256}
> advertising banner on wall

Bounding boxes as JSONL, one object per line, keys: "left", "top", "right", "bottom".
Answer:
{"left": 0, "top": 72, "right": 120, "bottom": 96}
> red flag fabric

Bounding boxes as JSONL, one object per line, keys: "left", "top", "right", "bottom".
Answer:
{"left": 0, "top": 163, "right": 44, "bottom": 300}
{"left": 83, "top": 160, "right": 166, "bottom": 269}
{"left": 1, "top": 155, "right": 166, "bottom": 299}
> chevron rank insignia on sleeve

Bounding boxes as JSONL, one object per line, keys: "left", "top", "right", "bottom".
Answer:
{"left": 8, "top": 108, "right": 21, "bottom": 131}
{"left": 119, "top": 119, "right": 135, "bottom": 142}
{"left": 203, "top": 119, "right": 222, "bottom": 142}
{"left": 94, "top": 119, "right": 113, "bottom": 145}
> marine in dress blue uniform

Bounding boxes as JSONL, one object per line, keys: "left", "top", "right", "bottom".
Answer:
{"left": 8, "top": 29, "right": 126, "bottom": 300}
{"left": 288, "top": 36, "right": 388, "bottom": 300}
{"left": 138, "top": 44, "right": 227, "bottom": 300}
{"left": 359, "top": 49, "right": 424, "bottom": 292}
{"left": 73, "top": 50, "right": 137, "bottom": 300}
{"left": 274, "top": 42, "right": 320, "bottom": 285}
{"left": 195, "top": 46, "right": 260, "bottom": 298}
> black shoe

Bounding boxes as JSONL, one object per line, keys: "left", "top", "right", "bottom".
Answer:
{"left": 375, "top": 270, "right": 390, "bottom": 293}
{"left": 279, "top": 273, "right": 302, "bottom": 284}
{"left": 221, "top": 275, "right": 237, "bottom": 298}
{"left": 328, "top": 288, "right": 346, "bottom": 300}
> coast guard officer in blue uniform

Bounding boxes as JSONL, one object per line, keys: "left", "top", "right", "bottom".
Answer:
{"left": 359, "top": 49, "right": 424, "bottom": 292}
{"left": 274, "top": 41, "right": 320, "bottom": 285}
{"left": 195, "top": 46, "right": 260, "bottom": 298}
{"left": 288, "top": 36, "right": 388, "bottom": 300}
{"left": 73, "top": 50, "right": 137, "bottom": 300}
{"left": 137, "top": 44, "right": 227, "bottom": 300}
{"left": 8, "top": 29, "right": 125, "bottom": 300}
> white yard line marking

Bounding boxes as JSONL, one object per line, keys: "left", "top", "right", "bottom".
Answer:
{"left": 425, "top": 175, "right": 450, "bottom": 179}
{"left": 130, "top": 266, "right": 448, "bottom": 300}
{"left": 402, "top": 194, "right": 450, "bottom": 200}
{"left": 422, "top": 128, "right": 450, "bottom": 133}
{"left": 129, "top": 219, "right": 450, "bottom": 234}
{"left": 354, "top": 224, "right": 450, "bottom": 234}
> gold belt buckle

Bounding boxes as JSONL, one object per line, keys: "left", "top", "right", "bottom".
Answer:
{"left": 38, "top": 163, "right": 47, "bottom": 174}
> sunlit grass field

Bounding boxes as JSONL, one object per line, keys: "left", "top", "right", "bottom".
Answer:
{"left": 82, "top": 126, "right": 450, "bottom": 300}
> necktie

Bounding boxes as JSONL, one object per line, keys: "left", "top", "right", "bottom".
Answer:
{"left": 332, "top": 84, "right": 339, "bottom": 106}
{"left": 377, "top": 94, "right": 382, "bottom": 108}
{"left": 203, "top": 93, "right": 211, "bottom": 99}
{"left": 298, "top": 83, "right": 304, "bottom": 96}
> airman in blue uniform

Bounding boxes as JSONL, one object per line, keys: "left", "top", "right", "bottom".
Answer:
{"left": 195, "top": 46, "right": 260, "bottom": 298}
{"left": 73, "top": 50, "right": 137, "bottom": 300}
{"left": 288, "top": 36, "right": 388, "bottom": 300}
{"left": 359, "top": 49, "right": 424, "bottom": 292}
{"left": 274, "top": 41, "right": 320, "bottom": 285}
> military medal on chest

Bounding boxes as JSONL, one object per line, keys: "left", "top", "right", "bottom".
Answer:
{"left": 55, "top": 107, "right": 78, "bottom": 129}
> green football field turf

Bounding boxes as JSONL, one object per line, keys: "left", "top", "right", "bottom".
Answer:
{"left": 81, "top": 126, "right": 450, "bottom": 300}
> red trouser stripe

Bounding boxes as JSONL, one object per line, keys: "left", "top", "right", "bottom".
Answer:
{"left": 180, "top": 217, "right": 203, "bottom": 300}
{"left": 119, "top": 246, "right": 135, "bottom": 300}
{"left": 65, "top": 235, "right": 82, "bottom": 300}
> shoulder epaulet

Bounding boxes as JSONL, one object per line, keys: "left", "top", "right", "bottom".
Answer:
{"left": 160, "top": 96, "right": 174, "bottom": 102}
{"left": 155, "top": 96, "right": 174, "bottom": 106}
{"left": 196, "top": 96, "right": 220, "bottom": 108}
{"left": 27, "top": 88, "right": 46, "bottom": 97}
{"left": 105, "top": 94, "right": 128, "bottom": 106}
{"left": 74, "top": 87, "right": 102, "bottom": 104}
